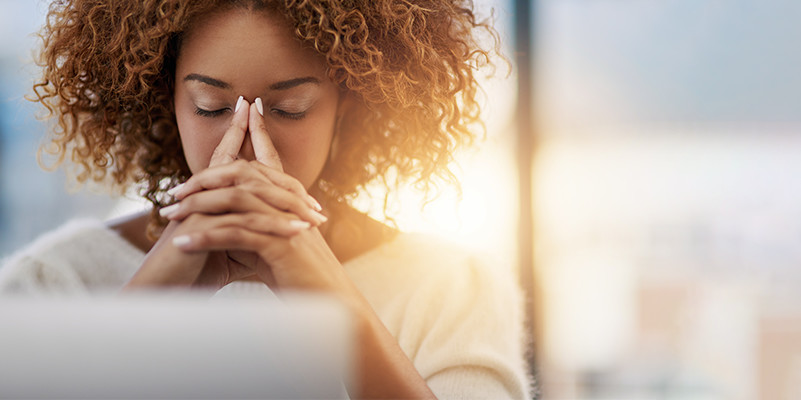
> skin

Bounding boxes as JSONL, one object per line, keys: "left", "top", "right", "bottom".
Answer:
{"left": 112, "top": 7, "right": 436, "bottom": 399}
{"left": 173, "top": 8, "right": 338, "bottom": 188}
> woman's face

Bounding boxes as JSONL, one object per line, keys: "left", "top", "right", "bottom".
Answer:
{"left": 173, "top": 8, "right": 339, "bottom": 188}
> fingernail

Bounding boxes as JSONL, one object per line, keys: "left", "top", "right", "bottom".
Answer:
{"left": 312, "top": 210, "right": 328, "bottom": 225}
{"left": 159, "top": 203, "right": 180, "bottom": 218}
{"left": 308, "top": 195, "right": 323, "bottom": 212}
{"left": 167, "top": 183, "right": 185, "bottom": 197}
{"left": 290, "top": 220, "right": 311, "bottom": 230}
{"left": 172, "top": 235, "right": 191, "bottom": 247}
{"left": 255, "top": 97, "right": 264, "bottom": 116}
{"left": 235, "top": 95, "right": 244, "bottom": 112}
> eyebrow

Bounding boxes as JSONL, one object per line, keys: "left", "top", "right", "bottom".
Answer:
{"left": 183, "top": 74, "right": 320, "bottom": 91}
{"left": 269, "top": 77, "right": 320, "bottom": 90}
{"left": 184, "top": 73, "right": 231, "bottom": 89}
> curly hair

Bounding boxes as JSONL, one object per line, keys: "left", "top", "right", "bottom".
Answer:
{"left": 33, "top": 0, "right": 499, "bottom": 233}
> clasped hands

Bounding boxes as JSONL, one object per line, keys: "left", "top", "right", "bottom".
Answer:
{"left": 127, "top": 97, "right": 345, "bottom": 292}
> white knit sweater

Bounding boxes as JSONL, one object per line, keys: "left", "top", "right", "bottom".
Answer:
{"left": 0, "top": 219, "right": 533, "bottom": 399}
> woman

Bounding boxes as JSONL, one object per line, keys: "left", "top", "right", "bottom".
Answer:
{"left": 0, "top": 0, "right": 532, "bottom": 398}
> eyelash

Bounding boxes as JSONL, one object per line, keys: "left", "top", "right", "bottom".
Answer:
{"left": 194, "top": 107, "right": 307, "bottom": 121}
{"left": 272, "top": 109, "right": 307, "bottom": 120}
{"left": 194, "top": 107, "right": 228, "bottom": 118}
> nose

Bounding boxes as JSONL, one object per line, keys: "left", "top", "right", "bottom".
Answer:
{"left": 237, "top": 130, "right": 256, "bottom": 161}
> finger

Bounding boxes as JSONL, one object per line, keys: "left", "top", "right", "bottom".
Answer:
{"left": 248, "top": 161, "right": 323, "bottom": 212}
{"left": 193, "top": 251, "right": 257, "bottom": 288}
{"left": 227, "top": 250, "right": 278, "bottom": 288}
{"left": 125, "top": 218, "right": 209, "bottom": 287}
{"left": 169, "top": 161, "right": 325, "bottom": 220}
{"left": 248, "top": 183, "right": 327, "bottom": 225}
{"left": 250, "top": 98, "right": 283, "bottom": 171}
{"left": 171, "top": 159, "right": 259, "bottom": 201}
{"left": 161, "top": 186, "right": 277, "bottom": 219}
{"left": 172, "top": 226, "right": 287, "bottom": 255}
{"left": 168, "top": 159, "right": 273, "bottom": 198}
{"left": 209, "top": 95, "right": 249, "bottom": 168}
{"left": 163, "top": 183, "right": 327, "bottom": 226}
{"left": 173, "top": 212, "right": 310, "bottom": 242}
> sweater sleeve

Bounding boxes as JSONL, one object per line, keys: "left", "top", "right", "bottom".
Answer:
{"left": 0, "top": 219, "right": 144, "bottom": 294}
{"left": 408, "top": 257, "right": 534, "bottom": 399}
{"left": 0, "top": 253, "right": 90, "bottom": 295}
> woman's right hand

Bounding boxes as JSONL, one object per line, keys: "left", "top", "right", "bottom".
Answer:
{"left": 123, "top": 97, "right": 320, "bottom": 290}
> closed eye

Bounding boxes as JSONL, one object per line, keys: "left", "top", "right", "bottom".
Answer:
{"left": 272, "top": 109, "right": 307, "bottom": 120}
{"left": 194, "top": 107, "right": 229, "bottom": 118}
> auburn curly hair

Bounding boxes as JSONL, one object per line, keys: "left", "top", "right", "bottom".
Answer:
{"left": 33, "top": 0, "right": 498, "bottom": 232}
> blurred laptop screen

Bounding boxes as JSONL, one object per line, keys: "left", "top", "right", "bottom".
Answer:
{"left": 0, "top": 293, "right": 352, "bottom": 399}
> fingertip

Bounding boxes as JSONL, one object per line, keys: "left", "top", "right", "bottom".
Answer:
{"left": 247, "top": 101, "right": 282, "bottom": 170}
{"left": 308, "top": 210, "right": 328, "bottom": 226}
{"left": 255, "top": 97, "right": 264, "bottom": 116}
{"left": 249, "top": 101, "right": 265, "bottom": 125}
{"left": 167, "top": 182, "right": 185, "bottom": 198}
{"left": 231, "top": 96, "right": 250, "bottom": 128}
{"left": 307, "top": 195, "right": 323, "bottom": 212}
{"left": 235, "top": 96, "right": 250, "bottom": 117}
{"left": 172, "top": 235, "right": 192, "bottom": 249}
{"left": 289, "top": 220, "right": 311, "bottom": 231}
{"left": 173, "top": 191, "right": 187, "bottom": 201}
{"left": 159, "top": 203, "right": 180, "bottom": 219}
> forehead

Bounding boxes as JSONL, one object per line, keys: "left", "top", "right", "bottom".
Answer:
{"left": 176, "top": 8, "right": 327, "bottom": 87}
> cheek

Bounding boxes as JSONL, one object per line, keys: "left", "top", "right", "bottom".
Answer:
{"left": 274, "top": 111, "right": 336, "bottom": 188}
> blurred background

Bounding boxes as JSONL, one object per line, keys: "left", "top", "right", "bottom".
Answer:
{"left": 529, "top": 0, "right": 801, "bottom": 399}
{"left": 1, "top": 0, "right": 800, "bottom": 399}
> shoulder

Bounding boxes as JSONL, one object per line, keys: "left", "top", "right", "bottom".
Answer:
{"left": 376, "top": 233, "right": 524, "bottom": 337}
{"left": 346, "top": 233, "right": 533, "bottom": 398}
{"left": 377, "top": 233, "right": 523, "bottom": 323}
{"left": 347, "top": 232, "right": 515, "bottom": 296}
{"left": 347, "top": 232, "right": 479, "bottom": 272}
{"left": 0, "top": 218, "right": 144, "bottom": 294}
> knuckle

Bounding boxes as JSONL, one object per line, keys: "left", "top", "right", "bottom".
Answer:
{"left": 243, "top": 213, "right": 261, "bottom": 227}
{"left": 211, "top": 148, "right": 231, "bottom": 161}
{"left": 192, "top": 231, "right": 210, "bottom": 246}
{"left": 253, "top": 185, "right": 274, "bottom": 200}
{"left": 240, "top": 180, "right": 260, "bottom": 195}
{"left": 228, "top": 229, "right": 247, "bottom": 242}
{"left": 235, "top": 115, "right": 248, "bottom": 128}
{"left": 181, "top": 197, "right": 199, "bottom": 213}
{"left": 183, "top": 211, "right": 203, "bottom": 225}
{"left": 181, "top": 195, "right": 194, "bottom": 207}
{"left": 233, "top": 159, "right": 249, "bottom": 170}
{"left": 224, "top": 161, "right": 242, "bottom": 175}
{"left": 227, "top": 189, "right": 248, "bottom": 205}
{"left": 230, "top": 115, "right": 247, "bottom": 130}
{"left": 268, "top": 154, "right": 282, "bottom": 168}
{"left": 289, "top": 197, "right": 305, "bottom": 211}
{"left": 289, "top": 178, "right": 306, "bottom": 194}
{"left": 264, "top": 214, "right": 283, "bottom": 230}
